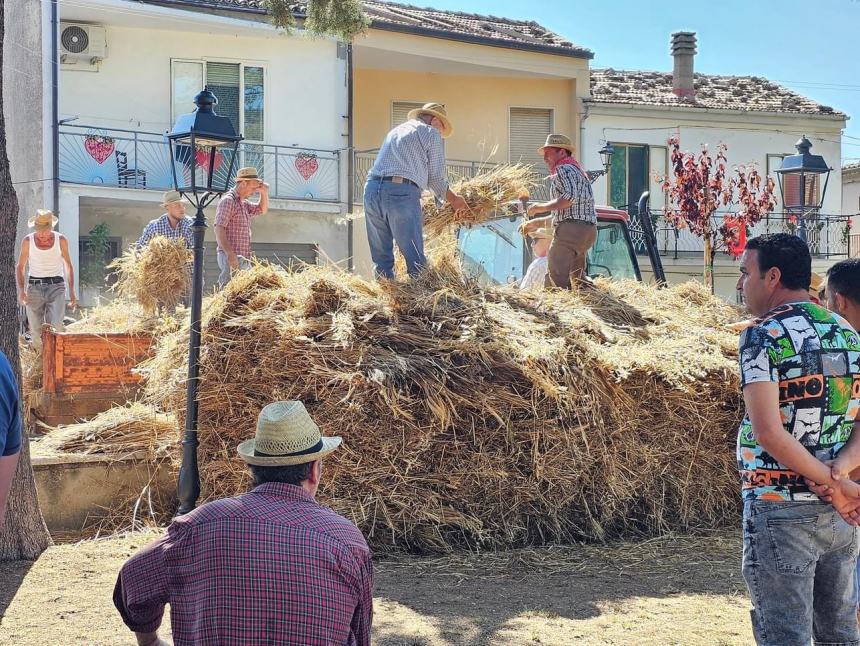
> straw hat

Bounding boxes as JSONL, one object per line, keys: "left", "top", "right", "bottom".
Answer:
{"left": 237, "top": 401, "right": 341, "bottom": 467}
{"left": 407, "top": 102, "right": 453, "bottom": 138}
{"left": 810, "top": 272, "right": 824, "bottom": 293}
{"left": 27, "top": 209, "right": 58, "bottom": 231}
{"left": 160, "top": 190, "right": 188, "bottom": 207}
{"left": 235, "top": 167, "right": 261, "bottom": 182}
{"left": 537, "top": 134, "right": 575, "bottom": 155}
{"left": 529, "top": 227, "right": 554, "bottom": 240}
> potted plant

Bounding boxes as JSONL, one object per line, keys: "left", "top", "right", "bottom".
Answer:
{"left": 79, "top": 222, "right": 111, "bottom": 307}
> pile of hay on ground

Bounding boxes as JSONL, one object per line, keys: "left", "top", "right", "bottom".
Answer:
{"left": 37, "top": 402, "right": 177, "bottom": 458}
{"left": 109, "top": 236, "right": 191, "bottom": 314}
{"left": 138, "top": 253, "right": 744, "bottom": 553}
{"left": 422, "top": 164, "right": 535, "bottom": 238}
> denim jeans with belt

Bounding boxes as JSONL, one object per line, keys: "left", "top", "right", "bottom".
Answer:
{"left": 743, "top": 499, "right": 860, "bottom": 646}
{"left": 216, "top": 250, "right": 251, "bottom": 289}
{"left": 25, "top": 282, "right": 66, "bottom": 348}
{"left": 363, "top": 177, "right": 425, "bottom": 279}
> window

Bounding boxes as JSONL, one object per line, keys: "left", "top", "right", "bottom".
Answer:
{"left": 608, "top": 144, "right": 649, "bottom": 211}
{"left": 648, "top": 146, "right": 668, "bottom": 211}
{"left": 391, "top": 101, "right": 425, "bottom": 128}
{"left": 171, "top": 60, "right": 265, "bottom": 141}
{"left": 509, "top": 108, "right": 553, "bottom": 167}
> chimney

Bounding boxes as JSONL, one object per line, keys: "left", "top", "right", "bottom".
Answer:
{"left": 671, "top": 31, "right": 697, "bottom": 98}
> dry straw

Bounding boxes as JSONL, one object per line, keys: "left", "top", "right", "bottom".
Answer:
{"left": 127, "top": 250, "right": 745, "bottom": 553}
{"left": 109, "top": 236, "right": 191, "bottom": 314}
{"left": 422, "top": 164, "right": 535, "bottom": 238}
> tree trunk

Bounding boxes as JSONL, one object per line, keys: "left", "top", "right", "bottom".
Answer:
{"left": 0, "top": 0, "right": 53, "bottom": 561}
{"left": 703, "top": 235, "right": 715, "bottom": 294}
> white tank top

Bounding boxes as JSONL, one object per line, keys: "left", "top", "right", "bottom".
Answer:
{"left": 27, "top": 232, "right": 64, "bottom": 278}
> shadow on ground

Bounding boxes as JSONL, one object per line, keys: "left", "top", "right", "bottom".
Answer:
{"left": 0, "top": 561, "right": 32, "bottom": 620}
{"left": 372, "top": 531, "right": 745, "bottom": 645}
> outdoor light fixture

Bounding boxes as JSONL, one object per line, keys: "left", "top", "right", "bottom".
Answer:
{"left": 168, "top": 87, "right": 243, "bottom": 515}
{"left": 588, "top": 142, "right": 615, "bottom": 183}
{"left": 775, "top": 136, "right": 832, "bottom": 241}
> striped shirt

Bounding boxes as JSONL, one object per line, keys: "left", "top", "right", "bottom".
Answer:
{"left": 113, "top": 482, "right": 374, "bottom": 646}
{"left": 214, "top": 188, "right": 263, "bottom": 258}
{"left": 520, "top": 256, "right": 548, "bottom": 291}
{"left": 137, "top": 214, "right": 194, "bottom": 249}
{"left": 368, "top": 119, "right": 449, "bottom": 203}
{"left": 552, "top": 163, "right": 596, "bottom": 225}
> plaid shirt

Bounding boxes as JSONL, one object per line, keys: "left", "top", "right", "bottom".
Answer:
{"left": 214, "top": 188, "right": 263, "bottom": 257}
{"left": 551, "top": 163, "right": 596, "bottom": 225}
{"left": 369, "top": 119, "right": 449, "bottom": 203}
{"left": 113, "top": 483, "right": 374, "bottom": 646}
{"left": 137, "top": 214, "right": 194, "bottom": 249}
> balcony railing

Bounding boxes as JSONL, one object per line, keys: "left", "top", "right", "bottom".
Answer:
{"left": 59, "top": 124, "right": 342, "bottom": 202}
{"left": 352, "top": 150, "right": 553, "bottom": 203}
{"left": 624, "top": 210, "right": 854, "bottom": 259}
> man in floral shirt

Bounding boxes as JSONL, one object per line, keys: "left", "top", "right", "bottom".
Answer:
{"left": 736, "top": 233, "right": 860, "bottom": 645}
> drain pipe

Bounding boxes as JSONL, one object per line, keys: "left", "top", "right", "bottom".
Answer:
{"left": 346, "top": 41, "right": 354, "bottom": 272}
{"left": 51, "top": 0, "right": 59, "bottom": 215}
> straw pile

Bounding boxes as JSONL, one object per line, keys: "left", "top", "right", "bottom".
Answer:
{"left": 109, "top": 236, "right": 191, "bottom": 314}
{"left": 37, "top": 402, "right": 177, "bottom": 458}
{"left": 422, "top": 164, "right": 534, "bottom": 238}
{"left": 139, "top": 253, "right": 744, "bottom": 553}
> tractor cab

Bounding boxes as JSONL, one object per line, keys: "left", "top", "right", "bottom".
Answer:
{"left": 457, "top": 204, "right": 643, "bottom": 286}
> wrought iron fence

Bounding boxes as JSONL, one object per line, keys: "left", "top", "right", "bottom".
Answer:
{"left": 59, "top": 124, "right": 341, "bottom": 202}
{"left": 623, "top": 208, "right": 853, "bottom": 259}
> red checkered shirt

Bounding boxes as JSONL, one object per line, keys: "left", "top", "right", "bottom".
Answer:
{"left": 113, "top": 483, "right": 374, "bottom": 646}
{"left": 214, "top": 188, "right": 263, "bottom": 258}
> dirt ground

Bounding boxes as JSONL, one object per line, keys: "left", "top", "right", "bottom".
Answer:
{"left": 0, "top": 530, "right": 753, "bottom": 645}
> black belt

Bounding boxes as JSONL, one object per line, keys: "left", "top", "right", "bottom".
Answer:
{"left": 29, "top": 276, "right": 64, "bottom": 285}
{"left": 372, "top": 175, "right": 419, "bottom": 188}
{"left": 556, "top": 218, "right": 596, "bottom": 226}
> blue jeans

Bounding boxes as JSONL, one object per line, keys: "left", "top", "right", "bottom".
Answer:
{"left": 216, "top": 250, "right": 251, "bottom": 289}
{"left": 363, "top": 178, "right": 425, "bottom": 279}
{"left": 743, "top": 500, "right": 860, "bottom": 646}
{"left": 25, "top": 282, "right": 66, "bottom": 349}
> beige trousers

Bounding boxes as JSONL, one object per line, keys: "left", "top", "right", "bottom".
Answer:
{"left": 545, "top": 219, "right": 597, "bottom": 289}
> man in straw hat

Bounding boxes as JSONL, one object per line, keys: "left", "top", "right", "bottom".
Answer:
{"left": 520, "top": 226, "right": 553, "bottom": 291}
{"left": 137, "top": 190, "right": 194, "bottom": 249}
{"left": 364, "top": 102, "right": 467, "bottom": 279}
{"left": 734, "top": 234, "right": 860, "bottom": 645}
{"left": 519, "top": 134, "right": 597, "bottom": 289}
{"left": 114, "top": 400, "right": 373, "bottom": 646}
{"left": 16, "top": 210, "right": 76, "bottom": 349}
{"left": 214, "top": 166, "right": 269, "bottom": 287}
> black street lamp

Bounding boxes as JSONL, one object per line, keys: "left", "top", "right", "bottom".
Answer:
{"left": 775, "top": 136, "right": 832, "bottom": 242}
{"left": 587, "top": 142, "right": 615, "bottom": 184}
{"left": 167, "top": 87, "right": 243, "bottom": 515}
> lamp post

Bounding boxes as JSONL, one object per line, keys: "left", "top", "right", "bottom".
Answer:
{"left": 587, "top": 142, "right": 615, "bottom": 184}
{"left": 167, "top": 87, "right": 243, "bottom": 515}
{"left": 775, "top": 136, "right": 832, "bottom": 242}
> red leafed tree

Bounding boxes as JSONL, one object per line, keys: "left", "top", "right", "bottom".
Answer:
{"left": 662, "top": 136, "right": 777, "bottom": 292}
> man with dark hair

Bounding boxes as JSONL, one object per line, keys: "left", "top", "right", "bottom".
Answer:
{"left": 113, "top": 401, "right": 373, "bottom": 646}
{"left": 735, "top": 233, "right": 860, "bottom": 645}
{"left": 826, "top": 258, "right": 860, "bottom": 331}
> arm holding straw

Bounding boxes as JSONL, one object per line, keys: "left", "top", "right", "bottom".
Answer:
{"left": 425, "top": 128, "right": 467, "bottom": 214}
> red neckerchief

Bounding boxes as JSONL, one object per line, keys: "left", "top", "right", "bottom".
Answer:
{"left": 550, "top": 155, "right": 588, "bottom": 177}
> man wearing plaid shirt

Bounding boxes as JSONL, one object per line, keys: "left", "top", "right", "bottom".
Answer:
{"left": 137, "top": 191, "right": 194, "bottom": 249}
{"left": 214, "top": 166, "right": 269, "bottom": 287}
{"left": 520, "top": 134, "right": 597, "bottom": 289}
{"left": 364, "top": 102, "right": 467, "bottom": 278}
{"left": 114, "top": 400, "right": 373, "bottom": 646}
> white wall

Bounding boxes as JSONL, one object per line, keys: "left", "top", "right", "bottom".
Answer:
{"left": 59, "top": 23, "right": 347, "bottom": 151}
{"left": 844, "top": 174, "right": 860, "bottom": 216}
{"left": 583, "top": 107, "right": 845, "bottom": 215}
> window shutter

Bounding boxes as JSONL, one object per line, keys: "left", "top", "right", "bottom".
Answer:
{"left": 206, "top": 62, "right": 241, "bottom": 135}
{"left": 509, "top": 108, "right": 553, "bottom": 167}
{"left": 392, "top": 101, "right": 425, "bottom": 128}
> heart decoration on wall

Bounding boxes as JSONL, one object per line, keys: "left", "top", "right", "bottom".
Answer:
{"left": 295, "top": 152, "right": 319, "bottom": 181}
{"left": 84, "top": 134, "right": 115, "bottom": 165}
{"left": 195, "top": 148, "right": 224, "bottom": 174}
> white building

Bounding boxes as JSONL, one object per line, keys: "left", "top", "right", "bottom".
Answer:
{"left": 582, "top": 32, "right": 849, "bottom": 300}
{"left": 55, "top": 0, "right": 350, "bottom": 302}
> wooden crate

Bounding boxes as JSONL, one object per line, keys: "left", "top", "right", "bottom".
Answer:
{"left": 41, "top": 330, "right": 154, "bottom": 395}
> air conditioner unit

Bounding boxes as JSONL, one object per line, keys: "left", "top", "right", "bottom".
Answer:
{"left": 59, "top": 23, "right": 106, "bottom": 66}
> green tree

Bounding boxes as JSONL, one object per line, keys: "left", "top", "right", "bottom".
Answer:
{"left": 265, "top": 0, "right": 368, "bottom": 40}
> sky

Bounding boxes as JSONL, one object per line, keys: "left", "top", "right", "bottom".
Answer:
{"left": 422, "top": 0, "right": 860, "bottom": 165}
